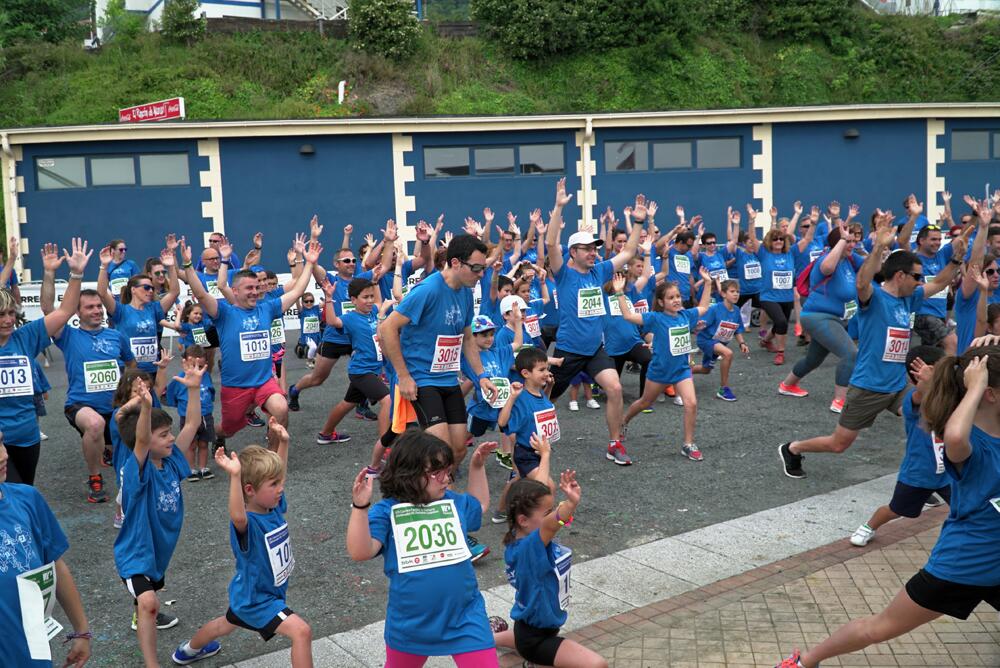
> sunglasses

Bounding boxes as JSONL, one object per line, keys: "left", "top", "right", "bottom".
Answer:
{"left": 116, "top": 247, "right": 127, "bottom": 252}
{"left": 209, "top": 238, "right": 224, "bottom": 244}
{"left": 985, "top": 268, "right": 998, "bottom": 277}
{"left": 153, "top": 270, "right": 166, "bottom": 277}
{"left": 136, "top": 284, "right": 154, "bottom": 291}
{"left": 908, "top": 272, "right": 925, "bottom": 282}
{"left": 705, "top": 240, "right": 717, "bottom": 245}
{"left": 339, "top": 258, "right": 357, "bottom": 264}
{"left": 461, "top": 261, "right": 486, "bottom": 273}
{"left": 302, "top": 300, "right": 314, "bottom": 304}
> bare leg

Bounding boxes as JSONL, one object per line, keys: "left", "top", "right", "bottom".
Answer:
{"left": 675, "top": 378, "right": 698, "bottom": 443}
{"left": 74, "top": 408, "right": 106, "bottom": 477}
{"left": 623, "top": 380, "right": 666, "bottom": 425}
{"left": 188, "top": 614, "right": 238, "bottom": 651}
{"left": 790, "top": 425, "right": 859, "bottom": 455}
{"left": 275, "top": 614, "right": 313, "bottom": 668}
{"left": 293, "top": 355, "right": 336, "bottom": 393}
{"left": 135, "top": 590, "right": 160, "bottom": 668}
{"left": 447, "top": 422, "right": 469, "bottom": 469}
{"left": 593, "top": 367, "right": 623, "bottom": 441}
{"left": 321, "top": 401, "right": 356, "bottom": 435}
{"left": 553, "top": 638, "right": 609, "bottom": 668}
{"left": 865, "top": 505, "right": 900, "bottom": 531}
{"left": 263, "top": 393, "right": 290, "bottom": 452}
{"left": 716, "top": 344, "right": 733, "bottom": 387}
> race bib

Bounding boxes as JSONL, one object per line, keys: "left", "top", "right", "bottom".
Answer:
{"left": 552, "top": 288, "right": 559, "bottom": 311}
{"left": 430, "top": 334, "right": 462, "bottom": 373}
{"left": 0, "top": 356, "right": 33, "bottom": 397}
{"left": 809, "top": 249, "right": 824, "bottom": 262}
{"left": 488, "top": 377, "right": 511, "bottom": 409}
{"left": 206, "top": 280, "right": 221, "bottom": 297}
{"left": 882, "top": 326, "right": 910, "bottom": 363}
{"left": 931, "top": 431, "right": 945, "bottom": 475}
{"left": 130, "top": 336, "right": 158, "bottom": 363}
{"left": 633, "top": 298, "right": 649, "bottom": 314}
{"left": 109, "top": 277, "right": 129, "bottom": 294}
{"left": 743, "top": 262, "right": 761, "bottom": 280}
{"left": 84, "top": 360, "right": 119, "bottom": 393}
{"left": 674, "top": 254, "right": 691, "bottom": 274}
{"left": 715, "top": 321, "right": 738, "bottom": 343}
{"left": 709, "top": 268, "right": 729, "bottom": 282}
{"left": 191, "top": 327, "right": 209, "bottom": 346}
{"left": 669, "top": 325, "right": 692, "bottom": 356}
{"left": 239, "top": 331, "right": 271, "bottom": 362}
{"left": 473, "top": 282, "right": 483, "bottom": 315}
{"left": 843, "top": 300, "right": 858, "bottom": 320}
{"left": 372, "top": 333, "right": 383, "bottom": 361}
{"left": 390, "top": 500, "right": 471, "bottom": 574}
{"left": 553, "top": 543, "right": 572, "bottom": 611}
{"left": 926, "top": 275, "right": 946, "bottom": 299}
{"left": 302, "top": 316, "right": 320, "bottom": 334}
{"left": 577, "top": 287, "right": 606, "bottom": 318}
{"left": 264, "top": 522, "right": 294, "bottom": 587}
{"left": 341, "top": 301, "right": 356, "bottom": 315}
{"left": 269, "top": 318, "right": 285, "bottom": 345}
{"left": 772, "top": 271, "right": 793, "bottom": 290}
{"left": 17, "top": 561, "right": 61, "bottom": 660}
{"left": 525, "top": 314, "right": 542, "bottom": 340}
{"left": 608, "top": 296, "right": 633, "bottom": 318}
{"left": 534, "top": 407, "right": 561, "bottom": 443}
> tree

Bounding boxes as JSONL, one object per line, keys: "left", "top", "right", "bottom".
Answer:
{"left": 0, "top": 0, "right": 89, "bottom": 44}
{"left": 349, "top": 0, "right": 422, "bottom": 61}
{"left": 99, "top": 0, "right": 147, "bottom": 42}
{"left": 161, "top": 0, "right": 205, "bottom": 45}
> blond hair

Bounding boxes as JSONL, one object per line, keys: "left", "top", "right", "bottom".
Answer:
{"left": 239, "top": 445, "right": 285, "bottom": 497}
{"left": 0, "top": 288, "right": 16, "bottom": 314}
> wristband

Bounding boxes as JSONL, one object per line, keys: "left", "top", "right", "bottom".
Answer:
{"left": 64, "top": 631, "right": 92, "bottom": 643}
{"left": 613, "top": 292, "right": 625, "bottom": 297}
{"left": 477, "top": 372, "right": 490, "bottom": 382}
{"left": 949, "top": 258, "right": 962, "bottom": 266}
{"left": 555, "top": 504, "right": 573, "bottom": 527}
{"left": 98, "top": 265, "right": 107, "bottom": 272}
{"left": 289, "top": 265, "right": 297, "bottom": 269}
{"left": 182, "top": 262, "right": 193, "bottom": 269}
{"left": 352, "top": 501, "right": 371, "bottom": 510}
{"left": 254, "top": 245, "right": 263, "bottom": 251}
{"left": 69, "top": 272, "right": 84, "bottom": 280}
{"left": 220, "top": 259, "right": 230, "bottom": 265}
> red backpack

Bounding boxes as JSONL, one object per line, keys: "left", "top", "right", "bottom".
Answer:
{"left": 796, "top": 254, "right": 859, "bottom": 299}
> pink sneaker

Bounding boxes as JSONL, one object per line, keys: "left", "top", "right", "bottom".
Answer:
{"left": 778, "top": 382, "right": 809, "bottom": 398}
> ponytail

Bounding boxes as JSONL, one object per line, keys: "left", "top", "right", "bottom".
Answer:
{"left": 503, "top": 478, "right": 552, "bottom": 546}
{"left": 922, "top": 344, "right": 1000, "bottom": 436}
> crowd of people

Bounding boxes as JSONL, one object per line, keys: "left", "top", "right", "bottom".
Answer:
{"left": 1, "top": 177, "right": 999, "bottom": 668}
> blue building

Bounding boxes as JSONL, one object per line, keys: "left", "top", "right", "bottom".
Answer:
{"left": 3, "top": 103, "right": 999, "bottom": 281}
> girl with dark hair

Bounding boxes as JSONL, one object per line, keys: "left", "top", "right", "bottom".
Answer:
{"left": 347, "top": 429, "right": 502, "bottom": 667}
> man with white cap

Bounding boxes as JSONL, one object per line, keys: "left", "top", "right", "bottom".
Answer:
{"left": 545, "top": 178, "right": 646, "bottom": 465}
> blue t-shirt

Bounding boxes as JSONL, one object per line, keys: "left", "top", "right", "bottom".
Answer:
{"left": 734, "top": 247, "right": 763, "bottom": 296}
{"left": 924, "top": 426, "right": 1000, "bottom": 586}
{"left": 667, "top": 248, "right": 694, "bottom": 301}
{"left": 368, "top": 491, "right": 493, "bottom": 655}
{"left": 463, "top": 344, "right": 515, "bottom": 423}
{"left": 642, "top": 309, "right": 700, "bottom": 385}
{"left": 340, "top": 309, "right": 383, "bottom": 375}
{"left": 914, "top": 245, "right": 954, "bottom": 319}
{"left": 502, "top": 388, "right": 558, "bottom": 449}
{"left": 898, "top": 389, "right": 948, "bottom": 490}
{"left": 603, "top": 291, "right": 643, "bottom": 356}
{"left": 379, "top": 260, "right": 414, "bottom": 303}
{"left": 505, "top": 530, "right": 572, "bottom": 629}
{"left": 849, "top": 285, "right": 925, "bottom": 393}
{"left": 802, "top": 252, "right": 861, "bottom": 319}
{"left": 0, "top": 483, "right": 70, "bottom": 668}
{"left": 55, "top": 326, "right": 134, "bottom": 414}
{"left": 114, "top": 445, "right": 191, "bottom": 581}
{"left": 905, "top": 214, "right": 930, "bottom": 249}
{"left": 111, "top": 302, "right": 165, "bottom": 373}
{"left": 758, "top": 249, "right": 795, "bottom": 303}
{"left": 553, "top": 259, "right": 614, "bottom": 355}
{"left": 695, "top": 250, "right": 730, "bottom": 301}
{"left": 165, "top": 372, "right": 215, "bottom": 417}
{"left": 297, "top": 306, "right": 322, "bottom": 345}
{"left": 213, "top": 296, "right": 283, "bottom": 388}
{"left": 107, "top": 259, "right": 141, "bottom": 287}
{"left": 792, "top": 238, "right": 825, "bottom": 276}
{"left": 30, "top": 358, "right": 51, "bottom": 396}
{"left": 0, "top": 319, "right": 50, "bottom": 447}
{"left": 541, "top": 278, "right": 559, "bottom": 327}
{"left": 228, "top": 495, "right": 293, "bottom": 628}
{"left": 178, "top": 321, "right": 210, "bottom": 349}
{"left": 696, "top": 301, "right": 744, "bottom": 347}
{"left": 395, "top": 272, "right": 474, "bottom": 388}
{"left": 322, "top": 271, "right": 374, "bottom": 345}
{"left": 953, "top": 287, "right": 979, "bottom": 355}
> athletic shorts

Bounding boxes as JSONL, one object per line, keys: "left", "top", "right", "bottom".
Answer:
{"left": 226, "top": 606, "right": 294, "bottom": 642}
{"left": 513, "top": 444, "right": 541, "bottom": 478}
{"left": 889, "top": 482, "right": 951, "bottom": 518}
{"left": 838, "top": 385, "right": 906, "bottom": 431}
{"left": 412, "top": 385, "right": 466, "bottom": 428}
{"left": 913, "top": 314, "right": 954, "bottom": 348}
{"left": 514, "top": 620, "right": 564, "bottom": 666}
{"left": 220, "top": 378, "right": 284, "bottom": 436}
{"left": 319, "top": 341, "right": 353, "bottom": 360}
{"left": 179, "top": 414, "right": 217, "bottom": 445}
{"left": 344, "top": 373, "right": 390, "bottom": 405}
{"left": 64, "top": 404, "right": 113, "bottom": 445}
{"left": 698, "top": 341, "right": 720, "bottom": 369}
{"left": 205, "top": 327, "right": 220, "bottom": 348}
{"left": 551, "top": 345, "right": 614, "bottom": 398}
{"left": 121, "top": 574, "right": 165, "bottom": 601}
{"left": 467, "top": 414, "right": 496, "bottom": 438}
{"left": 905, "top": 569, "right": 1000, "bottom": 620}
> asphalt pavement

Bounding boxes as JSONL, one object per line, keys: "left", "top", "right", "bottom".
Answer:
{"left": 34, "top": 340, "right": 906, "bottom": 667}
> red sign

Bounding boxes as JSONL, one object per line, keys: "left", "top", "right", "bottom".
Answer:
{"left": 118, "top": 97, "right": 185, "bottom": 123}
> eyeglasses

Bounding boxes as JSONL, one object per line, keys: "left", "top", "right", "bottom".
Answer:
{"left": 209, "top": 238, "right": 223, "bottom": 244}
{"left": 116, "top": 247, "right": 127, "bottom": 252}
{"left": 908, "top": 272, "right": 925, "bottom": 282}
{"left": 204, "top": 256, "right": 220, "bottom": 262}
{"left": 425, "top": 468, "right": 451, "bottom": 482}
{"left": 137, "top": 284, "right": 154, "bottom": 291}
{"left": 571, "top": 244, "right": 597, "bottom": 253}
{"left": 153, "top": 270, "right": 166, "bottom": 277}
{"left": 985, "top": 268, "right": 998, "bottom": 277}
{"left": 339, "top": 258, "right": 357, "bottom": 264}
{"left": 461, "top": 260, "right": 486, "bottom": 273}
{"left": 302, "top": 300, "right": 314, "bottom": 304}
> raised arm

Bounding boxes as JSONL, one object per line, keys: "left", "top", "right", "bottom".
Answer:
{"left": 173, "top": 357, "right": 204, "bottom": 454}
{"left": 132, "top": 384, "right": 153, "bottom": 472}
{"left": 610, "top": 194, "right": 645, "bottom": 272}
{"left": 44, "top": 238, "right": 91, "bottom": 338}
{"left": 39, "top": 242, "right": 64, "bottom": 317}
{"left": 0, "top": 237, "right": 17, "bottom": 290}
{"left": 95, "top": 245, "right": 118, "bottom": 315}
{"left": 612, "top": 274, "right": 643, "bottom": 325}
{"left": 546, "top": 178, "right": 572, "bottom": 276}
{"left": 725, "top": 208, "right": 739, "bottom": 256}
{"left": 181, "top": 239, "right": 219, "bottom": 318}
{"left": 216, "top": 448, "right": 248, "bottom": 534}
{"left": 895, "top": 195, "right": 922, "bottom": 249}
{"left": 857, "top": 212, "right": 896, "bottom": 304}
{"left": 347, "top": 468, "right": 383, "bottom": 561}
{"left": 341, "top": 224, "right": 353, "bottom": 251}
{"left": 942, "top": 352, "right": 991, "bottom": 465}
{"left": 379, "top": 219, "right": 398, "bottom": 273}
{"left": 819, "top": 218, "right": 850, "bottom": 276}
{"left": 794, "top": 208, "right": 818, "bottom": 253}
{"left": 924, "top": 226, "right": 968, "bottom": 299}
{"left": 322, "top": 282, "right": 343, "bottom": 328}
{"left": 157, "top": 240, "right": 181, "bottom": 312}
{"left": 961, "top": 205, "right": 992, "bottom": 298}
{"left": 466, "top": 440, "right": 497, "bottom": 514}
{"left": 540, "top": 470, "right": 580, "bottom": 545}
{"left": 280, "top": 240, "right": 322, "bottom": 311}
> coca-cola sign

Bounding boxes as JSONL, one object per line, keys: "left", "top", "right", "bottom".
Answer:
{"left": 118, "top": 97, "right": 185, "bottom": 123}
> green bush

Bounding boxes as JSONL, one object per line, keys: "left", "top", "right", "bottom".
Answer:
{"left": 161, "top": 0, "right": 205, "bottom": 45}
{"left": 471, "top": 0, "right": 579, "bottom": 59}
{"left": 756, "top": 0, "right": 856, "bottom": 43}
{"left": 349, "top": 0, "right": 422, "bottom": 61}
{"left": 0, "top": 0, "right": 88, "bottom": 45}
{"left": 100, "top": 0, "right": 148, "bottom": 42}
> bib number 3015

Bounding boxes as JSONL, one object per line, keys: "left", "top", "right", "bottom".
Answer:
{"left": 430, "top": 334, "right": 462, "bottom": 373}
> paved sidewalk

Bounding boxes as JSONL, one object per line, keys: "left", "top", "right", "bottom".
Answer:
{"left": 508, "top": 506, "right": 1000, "bottom": 668}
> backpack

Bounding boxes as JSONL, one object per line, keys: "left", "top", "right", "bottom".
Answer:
{"left": 796, "top": 254, "right": 860, "bottom": 299}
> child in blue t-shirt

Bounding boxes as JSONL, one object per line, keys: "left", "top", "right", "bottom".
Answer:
{"left": 173, "top": 419, "right": 313, "bottom": 666}
{"left": 165, "top": 345, "right": 217, "bottom": 482}
{"left": 494, "top": 472, "right": 606, "bottom": 668}
{"left": 691, "top": 279, "right": 751, "bottom": 401}
{"left": 296, "top": 292, "right": 321, "bottom": 367}
{"left": 113, "top": 357, "right": 204, "bottom": 667}
{"left": 499, "top": 347, "right": 559, "bottom": 486}
{"left": 31, "top": 358, "right": 51, "bottom": 440}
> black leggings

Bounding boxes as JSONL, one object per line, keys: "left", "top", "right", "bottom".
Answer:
{"left": 737, "top": 292, "right": 760, "bottom": 308}
{"left": 6, "top": 443, "right": 41, "bottom": 485}
{"left": 760, "top": 300, "right": 794, "bottom": 336}
{"left": 613, "top": 342, "right": 652, "bottom": 397}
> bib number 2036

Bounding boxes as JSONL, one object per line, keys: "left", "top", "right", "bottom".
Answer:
{"left": 390, "top": 500, "right": 471, "bottom": 573}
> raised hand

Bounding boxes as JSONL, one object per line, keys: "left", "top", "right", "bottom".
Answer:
{"left": 304, "top": 240, "right": 323, "bottom": 265}
{"left": 215, "top": 448, "right": 241, "bottom": 475}
{"left": 942, "top": 190, "right": 952, "bottom": 203}
{"left": 559, "top": 469, "right": 580, "bottom": 505}
{"left": 612, "top": 273, "right": 627, "bottom": 293}
{"left": 444, "top": 231, "right": 454, "bottom": 247}
{"left": 287, "top": 248, "right": 298, "bottom": 265}
{"left": 963, "top": 354, "right": 989, "bottom": 392}
{"left": 165, "top": 233, "right": 179, "bottom": 252}
{"left": 383, "top": 219, "right": 398, "bottom": 243}
{"left": 769, "top": 206, "right": 778, "bottom": 219}
{"left": 175, "top": 355, "right": 206, "bottom": 387}
{"left": 529, "top": 432, "right": 551, "bottom": 456}
{"left": 322, "top": 281, "right": 335, "bottom": 299}
{"left": 554, "top": 177, "right": 573, "bottom": 208}
{"left": 793, "top": 200, "right": 803, "bottom": 215}
{"left": 154, "top": 348, "right": 173, "bottom": 369}
{"left": 810, "top": 205, "right": 821, "bottom": 222}
{"left": 219, "top": 239, "right": 232, "bottom": 261}
{"left": 159, "top": 247, "right": 176, "bottom": 267}
{"left": 632, "top": 193, "right": 648, "bottom": 223}
{"left": 675, "top": 205, "right": 685, "bottom": 220}
{"left": 906, "top": 195, "right": 923, "bottom": 216}
{"left": 746, "top": 203, "right": 758, "bottom": 220}
{"left": 64, "top": 238, "right": 93, "bottom": 275}
{"left": 179, "top": 237, "right": 192, "bottom": 266}
{"left": 415, "top": 220, "right": 431, "bottom": 242}
{"left": 267, "top": 415, "right": 288, "bottom": 444}
{"left": 829, "top": 200, "right": 841, "bottom": 217}
{"left": 352, "top": 467, "right": 374, "bottom": 507}
{"left": 470, "top": 441, "right": 499, "bottom": 468}
{"left": 294, "top": 232, "right": 307, "bottom": 255}
{"left": 243, "top": 247, "right": 261, "bottom": 269}
{"left": 98, "top": 245, "right": 113, "bottom": 266}
{"left": 309, "top": 215, "right": 323, "bottom": 241}
{"left": 483, "top": 208, "right": 495, "bottom": 225}
{"left": 647, "top": 200, "right": 658, "bottom": 219}
{"left": 343, "top": 224, "right": 353, "bottom": 237}
{"left": 40, "top": 243, "right": 64, "bottom": 273}
{"left": 510, "top": 381, "right": 523, "bottom": 398}
{"left": 364, "top": 233, "right": 376, "bottom": 248}
{"left": 252, "top": 232, "right": 264, "bottom": 249}
{"left": 848, "top": 203, "right": 860, "bottom": 219}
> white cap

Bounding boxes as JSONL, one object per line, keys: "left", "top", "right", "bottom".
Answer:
{"left": 500, "top": 295, "right": 528, "bottom": 315}
{"left": 567, "top": 231, "right": 605, "bottom": 248}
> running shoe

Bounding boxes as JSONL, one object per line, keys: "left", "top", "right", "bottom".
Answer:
{"left": 774, "top": 650, "right": 805, "bottom": 668}
{"left": 213, "top": 435, "right": 227, "bottom": 455}
{"left": 568, "top": 400, "right": 580, "bottom": 411}
{"left": 488, "top": 616, "right": 509, "bottom": 633}
{"left": 673, "top": 395, "right": 684, "bottom": 406}
{"left": 467, "top": 535, "right": 489, "bottom": 563}
{"left": 642, "top": 406, "right": 654, "bottom": 413}
{"left": 40, "top": 431, "right": 48, "bottom": 441}
{"left": 172, "top": 640, "right": 222, "bottom": 665}
{"left": 199, "top": 468, "right": 214, "bottom": 480}
{"left": 87, "top": 474, "right": 108, "bottom": 503}
{"left": 132, "top": 611, "right": 179, "bottom": 631}
{"left": 774, "top": 351, "right": 785, "bottom": 365}
{"left": 186, "top": 471, "right": 201, "bottom": 482}
{"left": 114, "top": 507, "right": 124, "bottom": 529}
{"left": 777, "top": 382, "right": 809, "bottom": 398}
{"left": 606, "top": 441, "right": 632, "bottom": 466}
{"left": 794, "top": 322, "right": 803, "bottom": 337}
{"left": 355, "top": 405, "right": 378, "bottom": 421}
{"left": 829, "top": 397, "right": 845, "bottom": 414}
{"left": 491, "top": 510, "right": 508, "bottom": 524}
{"left": 716, "top": 386, "right": 737, "bottom": 402}
{"left": 316, "top": 431, "right": 351, "bottom": 444}
{"left": 246, "top": 411, "right": 265, "bottom": 428}
{"left": 681, "top": 443, "right": 704, "bottom": 461}
{"left": 586, "top": 398, "right": 600, "bottom": 409}
{"left": 494, "top": 450, "right": 513, "bottom": 470}
{"left": 924, "top": 492, "right": 946, "bottom": 508}
{"left": 102, "top": 448, "right": 113, "bottom": 467}
{"left": 287, "top": 385, "right": 300, "bottom": 412}
{"left": 665, "top": 384, "right": 676, "bottom": 397}
{"left": 850, "top": 523, "right": 875, "bottom": 547}
{"left": 778, "top": 442, "right": 806, "bottom": 479}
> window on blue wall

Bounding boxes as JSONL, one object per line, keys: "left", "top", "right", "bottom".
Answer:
{"left": 424, "top": 147, "right": 471, "bottom": 177}
{"left": 36, "top": 156, "right": 86, "bottom": 190}
{"left": 520, "top": 144, "right": 564, "bottom": 174}
{"left": 91, "top": 156, "right": 136, "bottom": 186}
{"left": 605, "top": 141, "right": 648, "bottom": 172}
{"left": 139, "top": 154, "right": 190, "bottom": 186}
{"left": 995, "top": 133, "right": 1000, "bottom": 159}
{"left": 653, "top": 141, "right": 693, "bottom": 169}
{"left": 696, "top": 138, "right": 740, "bottom": 169}
{"left": 474, "top": 147, "right": 515, "bottom": 175}
{"left": 951, "top": 131, "right": 990, "bottom": 160}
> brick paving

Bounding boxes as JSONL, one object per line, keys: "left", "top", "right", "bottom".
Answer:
{"left": 498, "top": 507, "right": 1000, "bottom": 667}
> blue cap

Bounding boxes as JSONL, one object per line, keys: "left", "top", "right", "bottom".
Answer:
{"left": 471, "top": 315, "right": 497, "bottom": 333}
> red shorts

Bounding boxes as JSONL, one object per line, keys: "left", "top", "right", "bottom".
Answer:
{"left": 220, "top": 378, "right": 284, "bottom": 436}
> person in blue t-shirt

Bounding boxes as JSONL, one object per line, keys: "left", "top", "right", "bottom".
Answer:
{"left": 777, "top": 336, "right": 1000, "bottom": 668}
{"left": 174, "top": 421, "right": 314, "bottom": 666}
{"left": 499, "top": 347, "right": 559, "bottom": 487}
{"left": 690, "top": 279, "right": 750, "bottom": 401}
{"left": 911, "top": 223, "right": 958, "bottom": 354}
{"left": 104, "top": 237, "right": 142, "bottom": 295}
{"left": 948, "top": 205, "right": 995, "bottom": 354}
{"left": 114, "top": 359, "right": 204, "bottom": 666}
{"left": 295, "top": 292, "right": 321, "bottom": 364}
{"left": 849, "top": 346, "right": 950, "bottom": 547}
{"left": 779, "top": 215, "right": 967, "bottom": 480}
{"left": 494, "top": 473, "right": 606, "bottom": 668}
{"left": 165, "top": 345, "right": 217, "bottom": 482}
{"left": 346, "top": 429, "right": 501, "bottom": 666}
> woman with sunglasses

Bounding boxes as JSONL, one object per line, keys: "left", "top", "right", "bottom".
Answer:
{"left": 954, "top": 205, "right": 997, "bottom": 354}
{"left": 98, "top": 239, "right": 180, "bottom": 376}
{"left": 104, "top": 238, "right": 142, "bottom": 297}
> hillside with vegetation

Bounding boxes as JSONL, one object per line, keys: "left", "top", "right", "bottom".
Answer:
{"left": 1, "top": 0, "right": 999, "bottom": 128}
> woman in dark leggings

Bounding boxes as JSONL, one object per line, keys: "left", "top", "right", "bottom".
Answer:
{"left": 602, "top": 260, "right": 654, "bottom": 398}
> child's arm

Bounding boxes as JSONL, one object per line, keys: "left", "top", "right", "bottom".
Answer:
{"left": 537, "top": 270, "right": 551, "bottom": 305}
{"left": 529, "top": 433, "right": 552, "bottom": 492}
{"left": 496, "top": 382, "right": 522, "bottom": 429}
{"left": 153, "top": 350, "right": 174, "bottom": 398}
{"left": 159, "top": 319, "right": 182, "bottom": 332}
{"left": 467, "top": 440, "right": 498, "bottom": 513}
{"left": 539, "top": 470, "right": 580, "bottom": 545}
{"left": 489, "top": 257, "right": 502, "bottom": 302}
{"left": 269, "top": 416, "right": 290, "bottom": 468}
{"left": 612, "top": 274, "right": 643, "bottom": 325}
{"left": 942, "top": 351, "right": 989, "bottom": 466}
{"left": 346, "top": 468, "right": 383, "bottom": 561}
{"left": 215, "top": 448, "right": 248, "bottom": 534}
{"left": 54, "top": 558, "right": 91, "bottom": 668}
{"left": 694, "top": 267, "right": 713, "bottom": 315}
{"left": 173, "top": 357, "right": 204, "bottom": 454}
{"left": 322, "top": 282, "right": 344, "bottom": 328}
{"left": 133, "top": 385, "right": 153, "bottom": 472}
{"left": 510, "top": 304, "right": 524, "bottom": 351}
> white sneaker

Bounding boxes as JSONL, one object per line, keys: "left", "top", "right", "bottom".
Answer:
{"left": 657, "top": 394, "right": 665, "bottom": 403}
{"left": 39, "top": 431, "right": 48, "bottom": 441}
{"left": 568, "top": 401, "right": 579, "bottom": 411}
{"left": 586, "top": 399, "right": 600, "bottom": 409}
{"left": 673, "top": 396, "right": 684, "bottom": 406}
{"left": 850, "top": 523, "right": 874, "bottom": 546}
